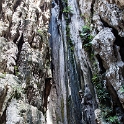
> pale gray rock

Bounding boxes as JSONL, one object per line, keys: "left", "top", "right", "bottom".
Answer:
{"left": 94, "top": 109, "right": 102, "bottom": 124}
{"left": 92, "top": 28, "right": 124, "bottom": 108}
{"left": 98, "top": 0, "right": 124, "bottom": 37}
{"left": 0, "top": 0, "right": 124, "bottom": 123}
{"left": 92, "top": 28, "right": 116, "bottom": 69}
{"left": 106, "top": 64, "right": 124, "bottom": 108}
{"left": 17, "top": 41, "right": 51, "bottom": 110}
{"left": 92, "top": 15, "right": 104, "bottom": 34}
{"left": 6, "top": 99, "right": 45, "bottom": 124}
{"left": 78, "top": 0, "right": 93, "bottom": 25}
{"left": 0, "top": 0, "right": 51, "bottom": 123}
{"left": 106, "top": 0, "right": 124, "bottom": 8}
{"left": 0, "top": 37, "right": 18, "bottom": 73}
{"left": 0, "top": 73, "right": 21, "bottom": 117}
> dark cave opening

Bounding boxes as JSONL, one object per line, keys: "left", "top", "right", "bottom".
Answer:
{"left": 112, "top": 29, "right": 124, "bottom": 62}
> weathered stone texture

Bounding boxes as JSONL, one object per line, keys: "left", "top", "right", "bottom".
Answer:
{"left": 92, "top": 28, "right": 116, "bottom": 69}
{"left": 78, "top": 0, "right": 124, "bottom": 123}
{"left": 0, "top": 0, "right": 51, "bottom": 123}
{"left": 92, "top": 28, "right": 124, "bottom": 108}
{"left": 0, "top": 0, "right": 124, "bottom": 123}
{"left": 0, "top": 37, "right": 18, "bottom": 73}
{"left": 98, "top": 0, "right": 124, "bottom": 37}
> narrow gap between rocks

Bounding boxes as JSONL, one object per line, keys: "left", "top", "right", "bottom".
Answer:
{"left": 13, "top": 0, "right": 22, "bottom": 12}
{"left": 100, "top": 18, "right": 124, "bottom": 62}
{"left": 0, "top": 108, "right": 6, "bottom": 124}
{"left": 16, "top": 34, "right": 24, "bottom": 62}
{"left": 43, "top": 78, "right": 52, "bottom": 113}
{"left": 96, "top": 54, "right": 106, "bottom": 74}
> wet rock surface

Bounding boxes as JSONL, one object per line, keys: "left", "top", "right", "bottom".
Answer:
{"left": 0, "top": 0, "right": 124, "bottom": 124}
{"left": 48, "top": 0, "right": 124, "bottom": 123}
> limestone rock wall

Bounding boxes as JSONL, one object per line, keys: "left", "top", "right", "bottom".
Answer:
{"left": 48, "top": 0, "right": 124, "bottom": 123}
{"left": 78, "top": 0, "right": 124, "bottom": 123}
{"left": 0, "top": 0, "right": 124, "bottom": 124}
{"left": 0, "top": 0, "right": 51, "bottom": 124}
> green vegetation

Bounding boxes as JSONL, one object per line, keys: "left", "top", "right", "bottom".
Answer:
{"left": 37, "top": 29, "right": 43, "bottom": 42}
{"left": 80, "top": 14, "right": 84, "bottom": 18}
{"left": 37, "top": 29, "right": 42, "bottom": 35}
{"left": 0, "top": 73, "right": 6, "bottom": 78}
{"left": 14, "top": 85, "right": 23, "bottom": 99}
{"left": 85, "top": 17, "right": 91, "bottom": 27}
{"left": 63, "top": 6, "right": 73, "bottom": 13}
{"left": 63, "top": 2, "right": 120, "bottom": 124}
{"left": 62, "top": 0, "right": 73, "bottom": 21}
{"left": 92, "top": 73, "right": 120, "bottom": 124}
{"left": 80, "top": 25, "right": 90, "bottom": 34}
{"left": 66, "top": 25, "right": 74, "bottom": 52}
{"left": 80, "top": 12, "right": 91, "bottom": 26}
{"left": 62, "top": 1, "right": 74, "bottom": 65}
{"left": 102, "top": 107, "right": 119, "bottom": 124}
{"left": 79, "top": 25, "right": 93, "bottom": 52}
{"left": 63, "top": 0, "right": 67, "bottom": 3}
{"left": 80, "top": 25, "right": 93, "bottom": 42}
{"left": 91, "top": 67, "right": 120, "bottom": 124}
{"left": 14, "top": 90, "right": 21, "bottom": 99}
{"left": 92, "top": 73, "right": 110, "bottom": 103}
{"left": 107, "top": 115, "right": 119, "bottom": 124}
{"left": 90, "top": 50, "right": 119, "bottom": 123}
{"left": 79, "top": 16, "right": 120, "bottom": 124}
{"left": 81, "top": 25, "right": 110, "bottom": 110}
{"left": 66, "top": 24, "right": 75, "bottom": 65}
{"left": 119, "top": 85, "right": 124, "bottom": 93}
{"left": 14, "top": 66, "right": 19, "bottom": 76}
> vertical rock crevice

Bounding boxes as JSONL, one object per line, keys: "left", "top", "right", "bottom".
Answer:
{"left": 0, "top": 0, "right": 124, "bottom": 124}
{"left": 0, "top": 0, "right": 52, "bottom": 123}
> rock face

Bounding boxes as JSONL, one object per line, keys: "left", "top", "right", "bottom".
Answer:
{"left": 0, "top": 0, "right": 124, "bottom": 124}
{"left": 0, "top": 37, "right": 18, "bottom": 73}
{"left": 48, "top": 0, "right": 124, "bottom": 123}
{"left": 0, "top": 0, "right": 51, "bottom": 124}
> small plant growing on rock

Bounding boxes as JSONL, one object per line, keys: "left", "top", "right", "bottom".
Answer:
{"left": 92, "top": 73, "right": 110, "bottom": 104}
{"left": 37, "top": 29, "right": 42, "bottom": 36}
{"left": 14, "top": 90, "right": 21, "bottom": 99}
{"left": 106, "top": 115, "right": 119, "bottom": 124}
{"left": 63, "top": 6, "right": 73, "bottom": 14}
{"left": 80, "top": 26, "right": 93, "bottom": 41}
{"left": 102, "top": 108, "right": 119, "bottom": 124}
{"left": 81, "top": 25, "right": 90, "bottom": 33}
{"left": 79, "top": 25, "right": 93, "bottom": 51}
{"left": 119, "top": 85, "right": 124, "bottom": 93}
{"left": 14, "top": 66, "right": 19, "bottom": 76}
{"left": 0, "top": 73, "right": 6, "bottom": 78}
